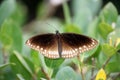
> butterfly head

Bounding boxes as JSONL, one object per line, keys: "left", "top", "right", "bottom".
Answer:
{"left": 56, "top": 30, "right": 60, "bottom": 35}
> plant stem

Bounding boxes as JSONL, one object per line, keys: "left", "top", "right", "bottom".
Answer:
{"left": 39, "top": 54, "right": 51, "bottom": 80}
{"left": 2, "top": 47, "right": 8, "bottom": 64}
{"left": 102, "top": 56, "right": 112, "bottom": 69}
{"left": 32, "top": 73, "right": 37, "bottom": 80}
{"left": 41, "top": 67, "right": 50, "bottom": 80}
{"left": 91, "top": 58, "right": 95, "bottom": 80}
{"left": 63, "top": 1, "right": 71, "bottom": 24}
{"left": 91, "top": 56, "right": 112, "bottom": 80}
{"left": 112, "top": 72, "right": 120, "bottom": 80}
{"left": 77, "top": 55, "right": 85, "bottom": 80}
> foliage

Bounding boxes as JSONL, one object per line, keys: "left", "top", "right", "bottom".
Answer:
{"left": 0, "top": 0, "right": 120, "bottom": 80}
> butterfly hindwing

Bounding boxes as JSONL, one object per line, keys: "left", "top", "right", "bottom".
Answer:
{"left": 60, "top": 39, "right": 79, "bottom": 58}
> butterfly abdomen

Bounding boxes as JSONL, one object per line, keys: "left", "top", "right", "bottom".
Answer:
{"left": 56, "top": 31, "right": 62, "bottom": 57}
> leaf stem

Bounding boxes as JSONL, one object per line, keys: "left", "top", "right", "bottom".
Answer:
{"left": 91, "top": 58, "right": 95, "bottom": 80}
{"left": 91, "top": 56, "right": 112, "bottom": 80}
{"left": 41, "top": 67, "right": 50, "bottom": 80}
{"left": 39, "top": 54, "right": 51, "bottom": 80}
{"left": 77, "top": 55, "right": 85, "bottom": 80}
{"left": 102, "top": 56, "right": 112, "bottom": 69}
{"left": 2, "top": 47, "right": 8, "bottom": 64}
{"left": 112, "top": 72, "right": 120, "bottom": 80}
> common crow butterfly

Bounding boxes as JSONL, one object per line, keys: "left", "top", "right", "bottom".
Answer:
{"left": 26, "top": 31, "right": 98, "bottom": 59}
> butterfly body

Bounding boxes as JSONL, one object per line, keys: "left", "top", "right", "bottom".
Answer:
{"left": 26, "top": 31, "right": 98, "bottom": 59}
{"left": 56, "top": 31, "right": 62, "bottom": 57}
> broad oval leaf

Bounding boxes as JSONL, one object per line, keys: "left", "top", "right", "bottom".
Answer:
{"left": 0, "top": 0, "right": 16, "bottom": 26}
{"left": 99, "top": 2, "right": 118, "bottom": 24}
{"left": 106, "top": 62, "right": 120, "bottom": 73}
{"left": 44, "top": 57, "right": 64, "bottom": 68}
{"left": 55, "top": 66, "right": 77, "bottom": 80}
{"left": 64, "top": 24, "right": 81, "bottom": 34}
{"left": 98, "top": 22, "right": 114, "bottom": 40}
{"left": 0, "top": 19, "right": 22, "bottom": 52}
{"left": 30, "top": 50, "right": 41, "bottom": 68}
{"left": 0, "top": 33, "right": 12, "bottom": 50}
{"left": 105, "top": 54, "right": 120, "bottom": 73}
{"left": 102, "top": 43, "right": 117, "bottom": 57}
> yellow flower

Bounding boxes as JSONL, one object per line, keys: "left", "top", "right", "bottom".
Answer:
{"left": 95, "top": 68, "right": 106, "bottom": 80}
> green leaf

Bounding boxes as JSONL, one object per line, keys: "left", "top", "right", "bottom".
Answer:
{"left": 98, "top": 22, "right": 114, "bottom": 39}
{"left": 0, "top": 0, "right": 16, "bottom": 26}
{"left": 10, "top": 51, "right": 33, "bottom": 79}
{"left": 0, "top": 19, "right": 22, "bottom": 52}
{"left": 93, "top": 44, "right": 102, "bottom": 57}
{"left": 55, "top": 66, "right": 77, "bottom": 80}
{"left": 106, "top": 62, "right": 120, "bottom": 73}
{"left": 0, "top": 33, "right": 12, "bottom": 50}
{"left": 72, "top": 0, "right": 101, "bottom": 32}
{"left": 72, "top": 0, "right": 101, "bottom": 16}
{"left": 105, "top": 53, "right": 120, "bottom": 73}
{"left": 87, "top": 17, "right": 99, "bottom": 37}
{"left": 63, "top": 1, "right": 71, "bottom": 24}
{"left": 102, "top": 44, "right": 117, "bottom": 57}
{"left": 116, "top": 16, "right": 120, "bottom": 28}
{"left": 10, "top": 4, "right": 26, "bottom": 26}
{"left": 97, "top": 52, "right": 107, "bottom": 68}
{"left": 99, "top": 2, "right": 118, "bottom": 24}
{"left": 0, "top": 67, "right": 16, "bottom": 80}
{"left": 30, "top": 50, "right": 41, "bottom": 68}
{"left": 64, "top": 24, "right": 81, "bottom": 33}
{"left": 51, "top": 68, "right": 59, "bottom": 78}
{"left": 23, "top": 57, "right": 35, "bottom": 73}
{"left": 16, "top": 74, "right": 25, "bottom": 80}
{"left": 44, "top": 57, "right": 64, "bottom": 68}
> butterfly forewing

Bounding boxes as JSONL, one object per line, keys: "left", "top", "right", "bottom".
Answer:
{"left": 60, "top": 33, "right": 98, "bottom": 58}
{"left": 26, "top": 34, "right": 60, "bottom": 58}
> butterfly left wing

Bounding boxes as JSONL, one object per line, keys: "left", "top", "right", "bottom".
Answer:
{"left": 26, "top": 34, "right": 60, "bottom": 58}
{"left": 60, "top": 33, "right": 98, "bottom": 58}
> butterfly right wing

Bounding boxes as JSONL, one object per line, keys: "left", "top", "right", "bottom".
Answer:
{"left": 60, "top": 33, "right": 98, "bottom": 58}
{"left": 26, "top": 34, "right": 60, "bottom": 58}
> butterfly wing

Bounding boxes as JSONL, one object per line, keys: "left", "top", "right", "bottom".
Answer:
{"left": 60, "top": 33, "right": 98, "bottom": 58}
{"left": 26, "top": 32, "right": 98, "bottom": 59}
{"left": 26, "top": 34, "right": 60, "bottom": 58}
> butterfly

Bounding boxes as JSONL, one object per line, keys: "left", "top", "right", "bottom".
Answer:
{"left": 26, "top": 31, "right": 98, "bottom": 59}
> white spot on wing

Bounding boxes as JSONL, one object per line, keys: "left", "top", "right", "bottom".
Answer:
{"left": 41, "top": 48, "right": 43, "bottom": 50}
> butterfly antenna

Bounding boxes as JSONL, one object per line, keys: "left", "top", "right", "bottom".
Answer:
{"left": 45, "top": 21, "right": 64, "bottom": 33}
{"left": 46, "top": 22, "right": 58, "bottom": 32}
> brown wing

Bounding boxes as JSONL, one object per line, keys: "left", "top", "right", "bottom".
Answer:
{"left": 26, "top": 34, "right": 60, "bottom": 58}
{"left": 60, "top": 33, "right": 98, "bottom": 58}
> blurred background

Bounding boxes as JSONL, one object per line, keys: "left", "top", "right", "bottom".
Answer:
{"left": 0, "top": 0, "right": 120, "bottom": 80}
